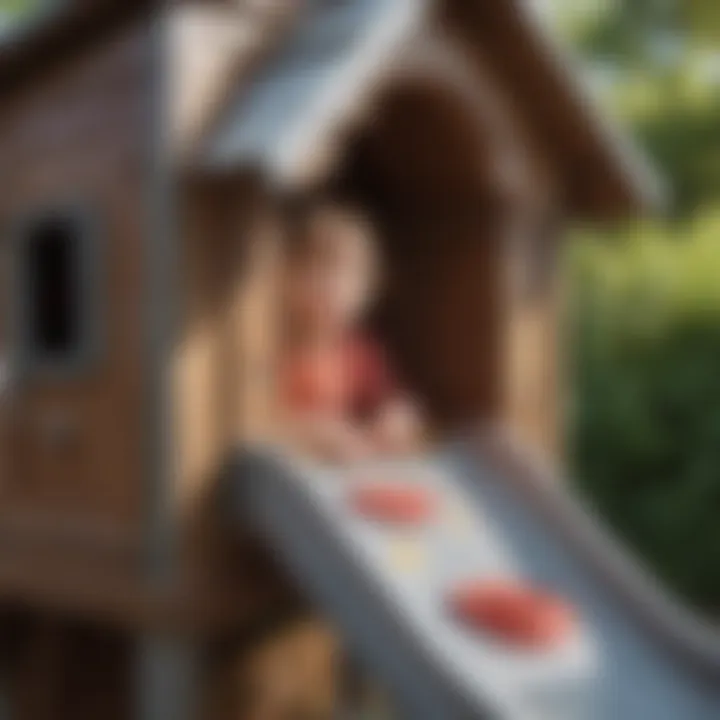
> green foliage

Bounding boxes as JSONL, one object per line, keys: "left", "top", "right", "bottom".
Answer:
{"left": 569, "top": 0, "right": 718, "bottom": 64}
{"left": 545, "top": 0, "right": 720, "bottom": 614}
{"left": 0, "top": 0, "right": 46, "bottom": 36}
{"left": 0, "top": 0, "right": 42, "bottom": 15}
{"left": 628, "top": 76, "right": 720, "bottom": 216}
{"left": 568, "top": 216, "right": 720, "bottom": 612}
{"left": 550, "top": 0, "right": 720, "bottom": 218}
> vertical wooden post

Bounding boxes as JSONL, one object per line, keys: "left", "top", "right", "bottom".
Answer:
{"left": 497, "top": 206, "right": 563, "bottom": 464}
{"left": 144, "top": 5, "right": 181, "bottom": 587}
{"left": 229, "top": 192, "right": 282, "bottom": 446}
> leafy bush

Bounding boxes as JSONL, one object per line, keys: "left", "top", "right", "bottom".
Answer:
{"left": 568, "top": 210, "right": 720, "bottom": 614}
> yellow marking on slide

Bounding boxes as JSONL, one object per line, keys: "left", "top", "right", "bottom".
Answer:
{"left": 389, "top": 538, "right": 427, "bottom": 574}
{"left": 447, "top": 500, "right": 475, "bottom": 537}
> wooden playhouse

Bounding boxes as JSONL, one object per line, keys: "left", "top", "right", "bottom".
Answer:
{"left": 0, "top": 0, "right": 658, "bottom": 718}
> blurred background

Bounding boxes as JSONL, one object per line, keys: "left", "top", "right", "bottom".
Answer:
{"left": 2, "top": 0, "right": 718, "bottom": 618}
{"left": 542, "top": 0, "right": 720, "bottom": 618}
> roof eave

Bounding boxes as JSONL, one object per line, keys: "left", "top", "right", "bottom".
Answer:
{"left": 444, "top": 0, "right": 668, "bottom": 220}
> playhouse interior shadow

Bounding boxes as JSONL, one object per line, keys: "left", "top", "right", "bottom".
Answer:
{"left": 332, "top": 78, "right": 511, "bottom": 429}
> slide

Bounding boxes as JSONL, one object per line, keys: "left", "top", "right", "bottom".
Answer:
{"left": 229, "top": 438, "right": 720, "bottom": 719}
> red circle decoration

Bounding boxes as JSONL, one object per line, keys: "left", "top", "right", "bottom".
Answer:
{"left": 448, "top": 580, "right": 577, "bottom": 649}
{"left": 350, "top": 484, "right": 436, "bottom": 525}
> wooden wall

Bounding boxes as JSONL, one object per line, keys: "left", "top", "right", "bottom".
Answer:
{"left": 174, "top": 176, "right": 283, "bottom": 626}
{"left": 0, "top": 22, "right": 152, "bottom": 605}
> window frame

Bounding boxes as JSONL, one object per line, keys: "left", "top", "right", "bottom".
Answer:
{"left": 9, "top": 203, "right": 104, "bottom": 379}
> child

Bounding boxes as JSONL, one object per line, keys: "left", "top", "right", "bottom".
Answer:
{"left": 279, "top": 200, "right": 422, "bottom": 463}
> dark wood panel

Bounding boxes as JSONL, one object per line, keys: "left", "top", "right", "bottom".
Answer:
{"left": 0, "top": 24, "right": 151, "bottom": 544}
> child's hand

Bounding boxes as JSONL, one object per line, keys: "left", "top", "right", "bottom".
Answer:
{"left": 320, "top": 420, "right": 373, "bottom": 464}
{"left": 291, "top": 415, "right": 372, "bottom": 464}
{"left": 371, "top": 397, "right": 423, "bottom": 456}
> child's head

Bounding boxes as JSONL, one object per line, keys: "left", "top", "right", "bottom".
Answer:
{"left": 284, "top": 200, "right": 379, "bottom": 337}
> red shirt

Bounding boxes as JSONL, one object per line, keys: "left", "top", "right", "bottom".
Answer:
{"left": 281, "top": 334, "right": 395, "bottom": 421}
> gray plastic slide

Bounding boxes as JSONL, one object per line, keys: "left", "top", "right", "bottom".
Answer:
{"left": 230, "top": 440, "right": 720, "bottom": 719}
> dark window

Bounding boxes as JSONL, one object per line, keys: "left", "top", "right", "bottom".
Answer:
{"left": 15, "top": 209, "right": 98, "bottom": 372}
{"left": 26, "top": 218, "right": 81, "bottom": 357}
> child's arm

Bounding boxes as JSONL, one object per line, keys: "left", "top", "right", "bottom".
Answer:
{"left": 355, "top": 339, "right": 425, "bottom": 455}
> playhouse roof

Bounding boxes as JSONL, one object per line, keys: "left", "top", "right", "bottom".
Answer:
{"left": 453, "top": 0, "right": 667, "bottom": 218}
{"left": 200, "top": 0, "right": 429, "bottom": 183}
{"left": 178, "top": 0, "right": 665, "bottom": 219}
{"left": 1, "top": 0, "right": 665, "bottom": 219}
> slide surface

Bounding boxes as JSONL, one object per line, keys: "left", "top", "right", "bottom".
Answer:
{"left": 230, "top": 442, "right": 720, "bottom": 720}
